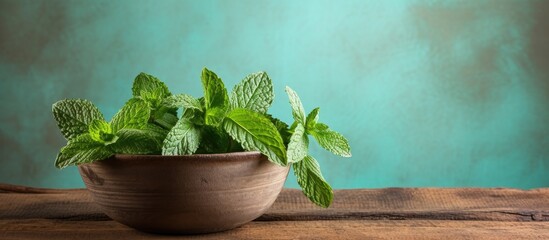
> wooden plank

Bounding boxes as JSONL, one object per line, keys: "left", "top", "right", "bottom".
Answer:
{"left": 1, "top": 219, "right": 548, "bottom": 240}
{"left": 1, "top": 184, "right": 548, "bottom": 222}
{"left": 0, "top": 183, "right": 81, "bottom": 194}
{"left": 262, "top": 188, "right": 549, "bottom": 222}
{"left": 2, "top": 184, "right": 549, "bottom": 239}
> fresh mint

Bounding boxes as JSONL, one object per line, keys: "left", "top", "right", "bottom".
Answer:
{"left": 223, "top": 108, "right": 287, "bottom": 166}
{"left": 52, "top": 68, "right": 351, "bottom": 208}
{"left": 162, "top": 118, "right": 201, "bottom": 155}
{"left": 165, "top": 94, "right": 203, "bottom": 111}
{"left": 132, "top": 72, "right": 178, "bottom": 131}
{"left": 110, "top": 98, "right": 151, "bottom": 132}
{"left": 132, "top": 72, "right": 171, "bottom": 99}
{"left": 230, "top": 71, "right": 274, "bottom": 113}
{"left": 284, "top": 86, "right": 352, "bottom": 207}
{"left": 285, "top": 86, "right": 306, "bottom": 125}
{"left": 293, "top": 155, "right": 334, "bottom": 208}
{"left": 52, "top": 99, "right": 104, "bottom": 140}
{"left": 201, "top": 68, "right": 229, "bottom": 113}
{"left": 53, "top": 73, "right": 172, "bottom": 168}
{"left": 309, "top": 123, "right": 352, "bottom": 158}
{"left": 88, "top": 119, "right": 116, "bottom": 144}
{"left": 55, "top": 134, "right": 113, "bottom": 168}
{"left": 110, "top": 129, "right": 162, "bottom": 154}
{"left": 305, "top": 107, "right": 320, "bottom": 130}
{"left": 287, "top": 123, "right": 308, "bottom": 163}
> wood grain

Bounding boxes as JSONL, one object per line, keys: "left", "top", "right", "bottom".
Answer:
{"left": 262, "top": 188, "right": 549, "bottom": 221}
{"left": 1, "top": 184, "right": 549, "bottom": 239}
{"left": 2, "top": 219, "right": 548, "bottom": 240}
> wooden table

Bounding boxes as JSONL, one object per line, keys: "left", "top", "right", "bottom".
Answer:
{"left": 1, "top": 184, "right": 548, "bottom": 239}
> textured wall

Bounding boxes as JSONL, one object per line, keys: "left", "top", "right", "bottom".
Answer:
{"left": 0, "top": 0, "right": 548, "bottom": 189}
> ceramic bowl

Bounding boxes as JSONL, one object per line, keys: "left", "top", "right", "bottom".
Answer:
{"left": 78, "top": 151, "right": 289, "bottom": 234}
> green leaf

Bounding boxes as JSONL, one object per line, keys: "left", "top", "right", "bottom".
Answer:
{"left": 162, "top": 117, "right": 201, "bottom": 155}
{"left": 143, "top": 123, "right": 170, "bottom": 142}
{"left": 88, "top": 119, "right": 117, "bottom": 144}
{"left": 310, "top": 123, "right": 352, "bottom": 157}
{"left": 132, "top": 72, "right": 171, "bottom": 99}
{"left": 313, "top": 122, "right": 329, "bottom": 131}
{"left": 139, "top": 87, "right": 166, "bottom": 108}
{"left": 52, "top": 99, "right": 104, "bottom": 140}
{"left": 54, "top": 152, "right": 70, "bottom": 169}
{"left": 196, "top": 125, "right": 231, "bottom": 154}
{"left": 205, "top": 107, "right": 227, "bottom": 127}
{"left": 56, "top": 134, "right": 112, "bottom": 169}
{"left": 285, "top": 86, "right": 306, "bottom": 125}
{"left": 230, "top": 71, "right": 274, "bottom": 113}
{"left": 266, "top": 114, "right": 292, "bottom": 145}
{"left": 110, "top": 98, "right": 151, "bottom": 132}
{"left": 110, "top": 129, "right": 161, "bottom": 154}
{"left": 201, "top": 68, "right": 229, "bottom": 110}
{"left": 305, "top": 107, "right": 320, "bottom": 131}
{"left": 293, "top": 155, "right": 333, "bottom": 208}
{"left": 154, "top": 111, "right": 179, "bottom": 129}
{"left": 181, "top": 107, "right": 205, "bottom": 126}
{"left": 223, "top": 108, "right": 287, "bottom": 166}
{"left": 287, "top": 123, "right": 308, "bottom": 163}
{"left": 164, "top": 94, "right": 203, "bottom": 111}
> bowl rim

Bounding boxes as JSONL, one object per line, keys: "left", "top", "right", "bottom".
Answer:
{"left": 90, "top": 151, "right": 268, "bottom": 164}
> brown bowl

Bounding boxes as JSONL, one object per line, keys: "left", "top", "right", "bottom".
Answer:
{"left": 78, "top": 151, "right": 290, "bottom": 234}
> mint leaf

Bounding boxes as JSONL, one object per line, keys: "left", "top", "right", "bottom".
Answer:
{"left": 223, "top": 108, "right": 287, "bottom": 166}
{"left": 162, "top": 117, "right": 201, "bottom": 155}
{"left": 110, "top": 98, "right": 150, "bottom": 132}
{"left": 52, "top": 99, "right": 104, "bottom": 140}
{"left": 139, "top": 87, "right": 166, "bottom": 109}
{"left": 201, "top": 68, "right": 229, "bottom": 110}
{"left": 164, "top": 94, "right": 203, "bottom": 111}
{"left": 266, "top": 114, "right": 292, "bottom": 145}
{"left": 285, "top": 86, "right": 306, "bottom": 125}
{"left": 59, "top": 134, "right": 101, "bottom": 155}
{"left": 205, "top": 107, "right": 226, "bottom": 127}
{"left": 293, "top": 155, "right": 333, "bottom": 208}
{"left": 230, "top": 71, "right": 274, "bottom": 113}
{"left": 196, "top": 125, "right": 230, "bottom": 154}
{"left": 310, "top": 123, "right": 352, "bottom": 157}
{"left": 132, "top": 72, "right": 171, "bottom": 99}
{"left": 56, "top": 134, "right": 112, "bottom": 169}
{"left": 287, "top": 123, "right": 308, "bottom": 163}
{"left": 131, "top": 73, "right": 177, "bottom": 131}
{"left": 110, "top": 129, "right": 161, "bottom": 154}
{"left": 154, "top": 111, "right": 179, "bottom": 129}
{"left": 55, "top": 148, "right": 112, "bottom": 169}
{"left": 143, "top": 123, "right": 169, "bottom": 141}
{"left": 305, "top": 107, "right": 320, "bottom": 130}
{"left": 88, "top": 119, "right": 117, "bottom": 144}
{"left": 54, "top": 152, "right": 71, "bottom": 169}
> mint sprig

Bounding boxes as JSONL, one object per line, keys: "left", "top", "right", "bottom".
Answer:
{"left": 52, "top": 68, "right": 351, "bottom": 208}
{"left": 55, "top": 134, "right": 112, "bottom": 168}
{"left": 53, "top": 79, "right": 169, "bottom": 168}
{"left": 162, "top": 117, "right": 201, "bottom": 155}
{"left": 110, "top": 98, "right": 150, "bottom": 132}
{"left": 224, "top": 108, "right": 287, "bottom": 166}
{"left": 52, "top": 99, "right": 104, "bottom": 140}
{"left": 310, "top": 123, "right": 352, "bottom": 158}
{"left": 230, "top": 71, "right": 274, "bottom": 113}
{"left": 163, "top": 68, "right": 287, "bottom": 164}
{"left": 287, "top": 123, "right": 308, "bottom": 164}
{"left": 132, "top": 72, "right": 178, "bottom": 131}
{"left": 284, "top": 86, "right": 352, "bottom": 207}
{"left": 294, "top": 155, "right": 334, "bottom": 208}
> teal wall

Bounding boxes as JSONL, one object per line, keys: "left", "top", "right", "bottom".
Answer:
{"left": 1, "top": 0, "right": 548, "bottom": 189}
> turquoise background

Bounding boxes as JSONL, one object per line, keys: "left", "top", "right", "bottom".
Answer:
{"left": 1, "top": 0, "right": 548, "bottom": 189}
